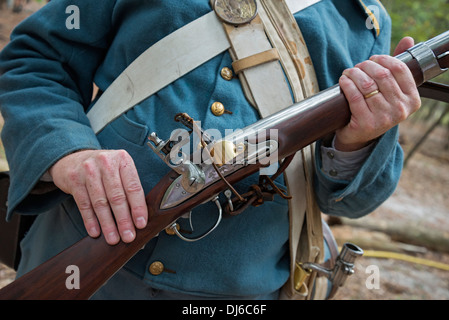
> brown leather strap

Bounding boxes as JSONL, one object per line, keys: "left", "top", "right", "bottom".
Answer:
{"left": 232, "top": 48, "right": 281, "bottom": 74}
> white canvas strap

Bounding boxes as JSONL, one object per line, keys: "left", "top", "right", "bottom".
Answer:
{"left": 260, "top": 1, "right": 324, "bottom": 300}
{"left": 285, "top": 0, "right": 321, "bottom": 14}
{"left": 217, "top": 1, "right": 323, "bottom": 299}
{"left": 86, "top": 0, "right": 321, "bottom": 134}
{"left": 87, "top": 12, "right": 228, "bottom": 134}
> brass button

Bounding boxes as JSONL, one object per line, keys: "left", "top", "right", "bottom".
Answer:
{"left": 149, "top": 261, "right": 164, "bottom": 276}
{"left": 220, "top": 67, "right": 233, "bottom": 81}
{"left": 327, "top": 151, "right": 335, "bottom": 159}
{"left": 211, "top": 102, "right": 225, "bottom": 116}
{"left": 165, "top": 223, "right": 180, "bottom": 236}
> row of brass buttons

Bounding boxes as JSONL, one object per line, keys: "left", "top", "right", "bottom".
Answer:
{"left": 211, "top": 67, "right": 234, "bottom": 116}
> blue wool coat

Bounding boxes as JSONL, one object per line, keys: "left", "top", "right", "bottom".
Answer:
{"left": 0, "top": 0, "right": 401, "bottom": 298}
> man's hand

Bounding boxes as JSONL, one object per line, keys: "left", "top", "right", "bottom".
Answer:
{"left": 49, "top": 149, "right": 148, "bottom": 245}
{"left": 336, "top": 37, "right": 421, "bottom": 151}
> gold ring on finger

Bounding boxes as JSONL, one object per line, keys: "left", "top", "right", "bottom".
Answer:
{"left": 364, "top": 89, "right": 380, "bottom": 99}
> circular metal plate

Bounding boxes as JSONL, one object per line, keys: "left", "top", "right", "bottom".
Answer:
{"left": 214, "top": 0, "right": 258, "bottom": 25}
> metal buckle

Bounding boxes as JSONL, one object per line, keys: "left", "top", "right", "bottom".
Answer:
{"left": 214, "top": 0, "right": 258, "bottom": 25}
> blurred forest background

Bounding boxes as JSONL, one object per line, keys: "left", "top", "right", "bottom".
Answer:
{"left": 0, "top": 0, "right": 448, "bottom": 299}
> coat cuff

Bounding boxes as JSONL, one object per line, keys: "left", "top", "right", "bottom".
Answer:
{"left": 314, "top": 126, "right": 403, "bottom": 218}
{"left": 6, "top": 120, "right": 101, "bottom": 220}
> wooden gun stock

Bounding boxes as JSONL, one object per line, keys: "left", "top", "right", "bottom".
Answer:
{"left": 0, "top": 31, "right": 448, "bottom": 300}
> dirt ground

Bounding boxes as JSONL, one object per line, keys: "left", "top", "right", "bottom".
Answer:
{"left": 331, "top": 119, "right": 449, "bottom": 300}
{"left": 0, "top": 1, "right": 448, "bottom": 300}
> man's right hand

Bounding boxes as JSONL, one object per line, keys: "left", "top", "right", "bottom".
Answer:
{"left": 49, "top": 149, "right": 148, "bottom": 245}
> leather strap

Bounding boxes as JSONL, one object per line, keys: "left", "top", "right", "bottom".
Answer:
{"left": 256, "top": 0, "right": 323, "bottom": 300}
{"left": 222, "top": 13, "right": 293, "bottom": 116}
{"left": 232, "top": 48, "right": 280, "bottom": 74}
{"left": 259, "top": 0, "right": 319, "bottom": 101}
{"left": 219, "top": 0, "right": 324, "bottom": 300}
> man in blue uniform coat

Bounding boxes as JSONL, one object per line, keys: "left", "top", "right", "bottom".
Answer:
{"left": 0, "top": 0, "right": 420, "bottom": 299}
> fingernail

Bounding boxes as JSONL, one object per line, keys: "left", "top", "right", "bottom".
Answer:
{"left": 122, "top": 229, "right": 135, "bottom": 242}
{"left": 107, "top": 231, "right": 119, "bottom": 244}
{"left": 89, "top": 226, "right": 99, "bottom": 237}
{"left": 136, "top": 216, "right": 147, "bottom": 228}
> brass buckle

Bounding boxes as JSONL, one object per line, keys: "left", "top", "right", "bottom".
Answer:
{"left": 214, "top": 0, "right": 258, "bottom": 25}
{"left": 294, "top": 262, "right": 311, "bottom": 295}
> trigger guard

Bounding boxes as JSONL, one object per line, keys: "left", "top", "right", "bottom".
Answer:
{"left": 169, "top": 196, "right": 222, "bottom": 242}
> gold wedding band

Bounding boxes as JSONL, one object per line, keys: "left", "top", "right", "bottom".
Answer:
{"left": 364, "top": 90, "right": 380, "bottom": 99}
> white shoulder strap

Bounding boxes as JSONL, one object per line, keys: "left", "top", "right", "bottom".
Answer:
{"left": 285, "top": 0, "right": 321, "bottom": 14}
{"left": 86, "top": 0, "right": 321, "bottom": 134}
{"left": 87, "top": 12, "right": 228, "bottom": 134}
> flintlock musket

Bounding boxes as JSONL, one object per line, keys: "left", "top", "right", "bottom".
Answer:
{"left": 0, "top": 30, "right": 448, "bottom": 300}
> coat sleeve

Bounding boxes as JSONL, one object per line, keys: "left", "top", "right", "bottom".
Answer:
{"left": 0, "top": 0, "right": 117, "bottom": 219}
{"left": 313, "top": 0, "right": 402, "bottom": 218}
{"left": 314, "top": 127, "right": 403, "bottom": 218}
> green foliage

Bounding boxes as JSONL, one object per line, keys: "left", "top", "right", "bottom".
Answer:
{"left": 383, "top": 0, "right": 448, "bottom": 45}
{"left": 383, "top": 1, "right": 449, "bottom": 129}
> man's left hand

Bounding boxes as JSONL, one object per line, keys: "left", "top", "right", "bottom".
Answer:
{"left": 336, "top": 37, "right": 421, "bottom": 151}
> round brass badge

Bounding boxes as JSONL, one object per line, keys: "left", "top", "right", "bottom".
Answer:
{"left": 214, "top": 0, "right": 258, "bottom": 25}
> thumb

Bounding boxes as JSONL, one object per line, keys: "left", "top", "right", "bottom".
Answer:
{"left": 393, "top": 36, "right": 415, "bottom": 56}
